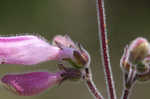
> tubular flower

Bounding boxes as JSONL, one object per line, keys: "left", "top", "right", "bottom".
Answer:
{"left": 0, "top": 34, "right": 89, "bottom": 96}
{"left": 0, "top": 34, "right": 90, "bottom": 68}
{"left": 1, "top": 67, "right": 82, "bottom": 96}
{"left": 0, "top": 35, "right": 78, "bottom": 65}
{"left": 1, "top": 72, "right": 63, "bottom": 96}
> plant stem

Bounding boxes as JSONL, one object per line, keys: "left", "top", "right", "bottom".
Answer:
{"left": 96, "top": 0, "right": 117, "bottom": 99}
{"left": 85, "top": 67, "right": 104, "bottom": 99}
{"left": 122, "top": 88, "right": 130, "bottom": 99}
{"left": 121, "top": 69, "right": 136, "bottom": 99}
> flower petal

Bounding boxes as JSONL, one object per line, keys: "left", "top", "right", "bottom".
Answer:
{"left": 52, "top": 34, "right": 76, "bottom": 48}
{"left": 0, "top": 35, "right": 62, "bottom": 65}
{"left": 1, "top": 72, "right": 62, "bottom": 96}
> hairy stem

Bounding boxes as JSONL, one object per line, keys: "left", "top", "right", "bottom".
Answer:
{"left": 96, "top": 0, "right": 116, "bottom": 99}
{"left": 121, "top": 69, "right": 136, "bottom": 99}
{"left": 121, "top": 83, "right": 134, "bottom": 99}
{"left": 122, "top": 88, "right": 130, "bottom": 99}
{"left": 85, "top": 68, "right": 104, "bottom": 99}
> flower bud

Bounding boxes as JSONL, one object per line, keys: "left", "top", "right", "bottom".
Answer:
{"left": 121, "top": 37, "right": 150, "bottom": 74}
{"left": 1, "top": 72, "right": 63, "bottom": 96}
{"left": 128, "top": 37, "right": 150, "bottom": 64}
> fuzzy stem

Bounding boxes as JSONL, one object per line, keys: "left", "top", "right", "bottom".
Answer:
{"left": 85, "top": 68, "right": 104, "bottom": 99}
{"left": 121, "top": 83, "right": 134, "bottom": 99}
{"left": 121, "top": 69, "right": 136, "bottom": 99}
{"left": 122, "top": 88, "right": 130, "bottom": 99}
{"left": 86, "top": 80, "right": 103, "bottom": 99}
{"left": 96, "top": 0, "right": 117, "bottom": 99}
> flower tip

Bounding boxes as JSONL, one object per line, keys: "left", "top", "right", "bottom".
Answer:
{"left": 1, "top": 75, "right": 21, "bottom": 95}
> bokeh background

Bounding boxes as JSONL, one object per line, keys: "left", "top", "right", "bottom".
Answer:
{"left": 0, "top": 0, "right": 149, "bottom": 99}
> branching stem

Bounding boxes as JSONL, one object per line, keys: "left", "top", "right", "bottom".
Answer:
{"left": 121, "top": 69, "right": 136, "bottom": 99}
{"left": 84, "top": 67, "right": 104, "bottom": 99}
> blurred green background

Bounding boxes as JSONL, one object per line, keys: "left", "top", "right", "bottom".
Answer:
{"left": 0, "top": 0, "right": 149, "bottom": 99}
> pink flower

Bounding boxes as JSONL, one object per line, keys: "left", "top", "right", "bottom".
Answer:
{"left": 0, "top": 34, "right": 88, "bottom": 96}
{"left": 0, "top": 35, "right": 76, "bottom": 65}
{"left": 1, "top": 71, "right": 63, "bottom": 96}
{"left": 1, "top": 66, "right": 82, "bottom": 96}
{"left": 0, "top": 34, "right": 90, "bottom": 69}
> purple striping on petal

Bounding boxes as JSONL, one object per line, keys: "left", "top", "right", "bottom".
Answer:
{"left": 1, "top": 72, "right": 63, "bottom": 96}
{"left": 0, "top": 35, "right": 36, "bottom": 42}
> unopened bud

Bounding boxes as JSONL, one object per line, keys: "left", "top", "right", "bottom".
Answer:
{"left": 121, "top": 37, "right": 150, "bottom": 74}
{"left": 128, "top": 37, "right": 150, "bottom": 64}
